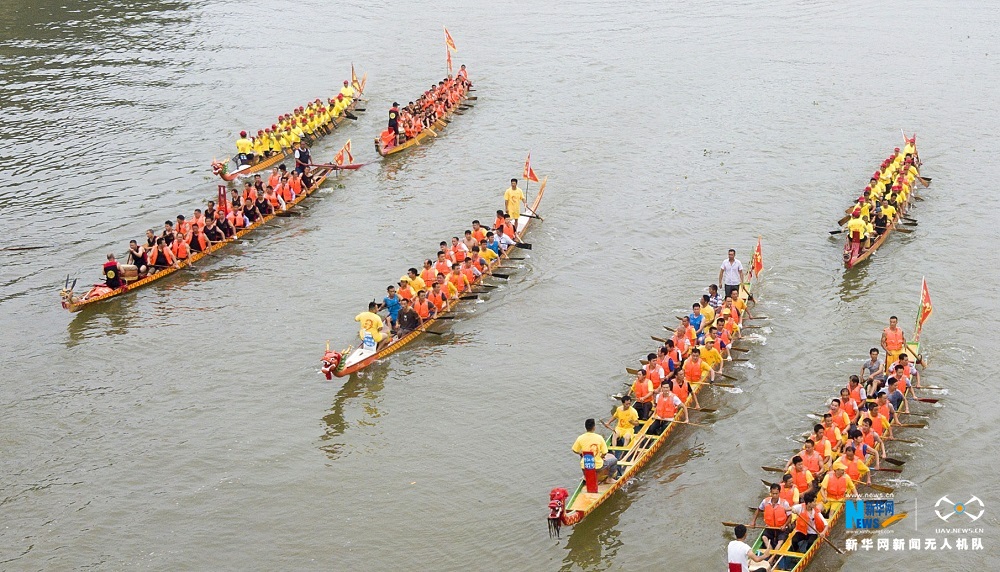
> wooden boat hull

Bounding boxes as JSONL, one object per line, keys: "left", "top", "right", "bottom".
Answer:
{"left": 557, "top": 261, "right": 760, "bottom": 528}
{"left": 374, "top": 89, "right": 470, "bottom": 157}
{"left": 60, "top": 159, "right": 351, "bottom": 312}
{"left": 213, "top": 97, "right": 362, "bottom": 181}
{"left": 327, "top": 177, "right": 546, "bottom": 377}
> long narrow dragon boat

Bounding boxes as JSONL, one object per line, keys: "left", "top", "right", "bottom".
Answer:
{"left": 740, "top": 297, "right": 934, "bottom": 571}
{"left": 374, "top": 81, "right": 472, "bottom": 157}
{"left": 211, "top": 70, "right": 366, "bottom": 181}
{"left": 547, "top": 244, "right": 763, "bottom": 535}
{"left": 322, "top": 178, "right": 546, "bottom": 377}
{"left": 842, "top": 134, "right": 929, "bottom": 269}
{"left": 60, "top": 154, "right": 356, "bottom": 312}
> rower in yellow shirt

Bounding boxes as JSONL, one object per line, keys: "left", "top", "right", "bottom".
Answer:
{"left": 355, "top": 302, "right": 389, "bottom": 350}
{"left": 340, "top": 80, "right": 355, "bottom": 106}
{"left": 252, "top": 132, "right": 268, "bottom": 160}
{"left": 878, "top": 199, "right": 896, "bottom": 222}
{"left": 846, "top": 211, "right": 867, "bottom": 242}
{"left": 603, "top": 395, "right": 639, "bottom": 448}
{"left": 698, "top": 340, "right": 724, "bottom": 373}
{"left": 235, "top": 131, "right": 253, "bottom": 165}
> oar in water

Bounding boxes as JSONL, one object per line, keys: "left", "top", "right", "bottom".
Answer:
{"left": 721, "top": 521, "right": 774, "bottom": 529}
{"left": 689, "top": 407, "right": 718, "bottom": 413}
{"left": 691, "top": 380, "right": 736, "bottom": 388}
{"left": 761, "top": 466, "right": 787, "bottom": 473}
{"left": 514, "top": 242, "right": 532, "bottom": 250}
{"left": 886, "top": 437, "right": 916, "bottom": 444}
{"left": 651, "top": 335, "right": 669, "bottom": 343}
{"left": 914, "top": 397, "right": 939, "bottom": 404}
{"left": 897, "top": 422, "right": 927, "bottom": 429}
{"left": 861, "top": 482, "right": 894, "bottom": 494}
{"left": 745, "top": 315, "right": 769, "bottom": 320}
{"left": 459, "top": 294, "right": 478, "bottom": 300}
{"left": 875, "top": 467, "right": 903, "bottom": 474}
{"left": 898, "top": 411, "right": 930, "bottom": 418}
{"left": 882, "top": 456, "right": 906, "bottom": 466}
{"left": 663, "top": 325, "right": 675, "bottom": 333}
{"left": 829, "top": 228, "right": 846, "bottom": 235}
{"left": 718, "top": 371, "right": 738, "bottom": 382}
{"left": 837, "top": 214, "right": 851, "bottom": 226}
{"left": 521, "top": 212, "right": 545, "bottom": 221}
{"left": 505, "top": 256, "right": 527, "bottom": 261}
{"left": 914, "top": 385, "right": 946, "bottom": 391}
{"left": 894, "top": 227, "right": 914, "bottom": 234}
{"left": 489, "top": 273, "right": 510, "bottom": 279}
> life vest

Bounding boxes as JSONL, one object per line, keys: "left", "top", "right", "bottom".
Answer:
{"left": 188, "top": 231, "right": 208, "bottom": 252}
{"left": 633, "top": 379, "right": 653, "bottom": 402}
{"left": 683, "top": 358, "right": 703, "bottom": 383}
{"left": 413, "top": 298, "right": 431, "bottom": 319}
{"left": 884, "top": 327, "right": 904, "bottom": 351}
{"left": 842, "top": 457, "right": 863, "bottom": 482}
{"left": 779, "top": 485, "right": 796, "bottom": 505}
{"left": 448, "top": 272, "right": 466, "bottom": 293}
{"left": 380, "top": 129, "right": 395, "bottom": 148}
{"left": 823, "top": 425, "right": 840, "bottom": 446}
{"left": 800, "top": 450, "right": 822, "bottom": 473}
{"left": 453, "top": 244, "right": 468, "bottom": 263}
{"left": 647, "top": 367, "right": 663, "bottom": 390}
{"left": 472, "top": 257, "right": 485, "bottom": 273}
{"left": 289, "top": 177, "right": 302, "bottom": 195}
{"left": 428, "top": 290, "right": 446, "bottom": 311}
{"left": 849, "top": 385, "right": 863, "bottom": 404}
{"left": 398, "top": 286, "right": 415, "bottom": 301}
{"left": 148, "top": 246, "right": 173, "bottom": 267}
{"left": 842, "top": 398, "right": 858, "bottom": 421}
{"left": 266, "top": 192, "right": 281, "bottom": 208}
{"left": 435, "top": 260, "right": 452, "bottom": 276}
{"left": 794, "top": 504, "right": 826, "bottom": 535}
{"left": 421, "top": 267, "right": 437, "bottom": 285}
{"left": 501, "top": 221, "right": 515, "bottom": 238}
{"left": 472, "top": 228, "right": 487, "bottom": 242}
{"left": 791, "top": 467, "right": 811, "bottom": 493}
{"left": 654, "top": 394, "right": 677, "bottom": 418}
{"left": 277, "top": 184, "right": 294, "bottom": 203}
{"left": 878, "top": 402, "right": 890, "bottom": 419}
{"left": 764, "top": 500, "right": 789, "bottom": 527}
{"left": 172, "top": 239, "right": 190, "bottom": 259}
{"left": 672, "top": 380, "right": 690, "bottom": 403}
{"left": 461, "top": 267, "right": 476, "bottom": 285}
{"left": 268, "top": 172, "right": 281, "bottom": 189}
{"left": 831, "top": 409, "right": 849, "bottom": 431}
{"left": 870, "top": 415, "right": 887, "bottom": 436}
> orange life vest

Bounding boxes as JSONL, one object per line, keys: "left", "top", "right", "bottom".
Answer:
{"left": 266, "top": 192, "right": 281, "bottom": 208}
{"left": 435, "top": 260, "right": 452, "bottom": 276}
{"left": 398, "top": 286, "right": 415, "bottom": 301}
{"left": 861, "top": 429, "right": 876, "bottom": 449}
{"left": 823, "top": 425, "right": 840, "bottom": 445}
{"left": 800, "top": 450, "right": 822, "bottom": 474}
{"left": 461, "top": 267, "right": 476, "bottom": 285}
{"left": 794, "top": 504, "right": 826, "bottom": 535}
{"left": 172, "top": 239, "right": 190, "bottom": 259}
{"left": 779, "top": 484, "right": 796, "bottom": 505}
{"left": 413, "top": 298, "right": 431, "bottom": 319}
{"left": 884, "top": 327, "right": 904, "bottom": 351}
{"left": 421, "top": 267, "right": 437, "bottom": 285}
{"left": 428, "top": 290, "right": 446, "bottom": 311}
{"left": 831, "top": 409, "right": 849, "bottom": 431}
{"left": 791, "top": 467, "right": 811, "bottom": 493}
{"left": 763, "top": 500, "right": 789, "bottom": 528}
{"left": 842, "top": 398, "right": 858, "bottom": 421}
{"left": 268, "top": 172, "right": 280, "bottom": 190}
{"left": 277, "top": 183, "right": 294, "bottom": 203}
{"left": 473, "top": 228, "right": 487, "bottom": 242}
{"left": 672, "top": 380, "right": 690, "bottom": 403}
{"left": 633, "top": 379, "right": 653, "bottom": 402}
{"left": 289, "top": 177, "right": 302, "bottom": 195}
{"left": 842, "top": 457, "right": 863, "bottom": 482}
{"left": 448, "top": 272, "right": 467, "bottom": 293}
{"left": 654, "top": 394, "right": 677, "bottom": 418}
{"left": 453, "top": 245, "right": 467, "bottom": 263}
{"left": 380, "top": 129, "right": 395, "bottom": 147}
{"left": 647, "top": 367, "right": 663, "bottom": 390}
{"left": 683, "top": 358, "right": 703, "bottom": 383}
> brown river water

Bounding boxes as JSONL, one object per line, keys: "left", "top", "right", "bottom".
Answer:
{"left": 1, "top": 0, "right": 998, "bottom": 570}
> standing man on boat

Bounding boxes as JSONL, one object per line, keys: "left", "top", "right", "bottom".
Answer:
{"left": 880, "top": 316, "right": 908, "bottom": 366}
{"left": 503, "top": 178, "right": 525, "bottom": 236}
{"left": 572, "top": 418, "right": 617, "bottom": 484}
{"left": 718, "top": 249, "right": 745, "bottom": 298}
{"left": 727, "top": 524, "right": 771, "bottom": 572}
{"left": 340, "top": 80, "right": 354, "bottom": 107}
{"left": 387, "top": 102, "right": 400, "bottom": 139}
{"left": 236, "top": 131, "right": 253, "bottom": 166}
{"left": 293, "top": 141, "right": 311, "bottom": 175}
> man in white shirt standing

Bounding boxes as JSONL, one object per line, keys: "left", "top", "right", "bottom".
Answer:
{"left": 719, "top": 248, "right": 745, "bottom": 299}
{"left": 727, "top": 524, "right": 771, "bottom": 571}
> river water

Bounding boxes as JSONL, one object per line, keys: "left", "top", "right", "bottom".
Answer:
{"left": 2, "top": 0, "right": 998, "bottom": 570}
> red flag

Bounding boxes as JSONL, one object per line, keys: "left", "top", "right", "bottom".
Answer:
{"left": 523, "top": 153, "right": 539, "bottom": 183}
{"left": 749, "top": 237, "right": 763, "bottom": 278}
{"left": 345, "top": 139, "right": 354, "bottom": 163}
{"left": 351, "top": 64, "right": 362, "bottom": 93}
{"left": 218, "top": 185, "right": 229, "bottom": 217}
{"left": 334, "top": 149, "right": 345, "bottom": 166}
{"left": 915, "top": 278, "right": 932, "bottom": 340}
{"left": 444, "top": 27, "right": 458, "bottom": 52}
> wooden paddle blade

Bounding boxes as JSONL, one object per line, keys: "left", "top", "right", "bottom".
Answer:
{"left": 506, "top": 257, "right": 527, "bottom": 260}
{"left": 730, "top": 346, "right": 750, "bottom": 353}
{"left": 459, "top": 295, "right": 478, "bottom": 300}
{"left": 829, "top": 229, "right": 845, "bottom": 235}
{"left": 863, "top": 482, "right": 894, "bottom": 494}
{"left": 887, "top": 438, "right": 916, "bottom": 444}
{"left": 625, "top": 367, "right": 640, "bottom": 375}
{"left": 514, "top": 242, "right": 532, "bottom": 250}
{"left": 662, "top": 325, "right": 676, "bottom": 332}
{"left": 719, "top": 372, "right": 738, "bottom": 381}
{"left": 875, "top": 467, "right": 903, "bottom": 473}
{"left": 651, "top": 336, "right": 668, "bottom": 343}
{"left": 424, "top": 330, "right": 446, "bottom": 336}
{"left": 894, "top": 227, "right": 914, "bottom": 234}
{"left": 897, "top": 422, "right": 927, "bottom": 429}
{"left": 882, "top": 457, "right": 906, "bottom": 466}
{"left": 761, "top": 466, "right": 786, "bottom": 473}
{"left": 690, "top": 407, "right": 717, "bottom": 413}
{"left": 490, "top": 273, "right": 510, "bottom": 279}
{"left": 760, "top": 479, "right": 776, "bottom": 488}
{"left": 915, "top": 398, "right": 939, "bottom": 403}
{"left": 837, "top": 214, "right": 851, "bottom": 226}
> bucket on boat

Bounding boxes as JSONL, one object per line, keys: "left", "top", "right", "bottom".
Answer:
{"left": 121, "top": 264, "right": 139, "bottom": 280}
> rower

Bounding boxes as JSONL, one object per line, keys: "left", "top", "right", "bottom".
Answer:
{"left": 427, "top": 281, "right": 449, "bottom": 314}
{"left": 339, "top": 79, "right": 354, "bottom": 106}
{"left": 806, "top": 424, "right": 834, "bottom": 467}
{"left": 838, "top": 445, "right": 871, "bottom": 485}
{"left": 688, "top": 303, "right": 706, "bottom": 342}
{"left": 397, "top": 277, "right": 416, "bottom": 302}
{"left": 420, "top": 260, "right": 438, "bottom": 287}
{"left": 838, "top": 388, "right": 859, "bottom": 423}
{"left": 434, "top": 251, "right": 453, "bottom": 276}
{"left": 789, "top": 439, "right": 825, "bottom": 476}
{"left": 572, "top": 418, "right": 617, "bottom": 488}
{"left": 451, "top": 236, "right": 469, "bottom": 263}
{"left": 751, "top": 483, "right": 791, "bottom": 551}
{"left": 603, "top": 395, "right": 639, "bottom": 450}
{"left": 102, "top": 253, "right": 124, "bottom": 289}
{"left": 860, "top": 347, "right": 886, "bottom": 395}
{"left": 649, "top": 383, "right": 688, "bottom": 435}
{"left": 503, "top": 178, "right": 525, "bottom": 235}
{"left": 859, "top": 418, "right": 887, "bottom": 460}
{"left": 631, "top": 369, "right": 655, "bottom": 420}
{"left": 484, "top": 232, "right": 501, "bottom": 256}
{"left": 670, "top": 365, "right": 701, "bottom": 410}
{"left": 413, "top": 290, "right": 434, "bottom": 322}
{"left": 698, "top": 336, "right": 725, "bottom": 374}
{"left": 786, "top": 455, "right": 814, "bottom": 494}
{"left": 461, "top": 229, "right": 478, "bottom": 252}
{"left": 819, "top": 462, "right": 857, "bottom": 507}
{"left": 407, "top": 268, "right": 427, "bottom": 293}
{"left": 659, "top": 340, "right": 681, "bottom": 373}
{"left": 778, "top": 473, "right": 799, "bottom": 506}
{"left": 496, "top": 222, "right": 517, "bottom": 252}
{"left": 471, "top": 220, "right": 487, "bottom": 242}
{"left": 436, "top": 273, "right": 458, "bottom": 301}
{"left": 395, "top": 298, "right": 420, "bottom": 338}
{"left": 864, "top": 402, "right": 893, "bottom": 441}
{"left": 728, "top": 524, "right": 771, "bottom": 572}
{"left": 355, "top": 301, "right": 389, "bottom": 351}
{"left": 126, "top": 240, "right": 147, "bottom": 277}
{"left": 683, "top": 347, "right": 715, "bottom": 386}
{"left": 827, "top": 398, "right": 851, "bottom": 433}
{"left": 447, "top": 263, "right": 471, "bottom": 295}
{"left": 885, "top": 378, "right": 909, "bottom": 415}
{"left": 460, "top": 258, "right": 480, "bottom": 284}
{"left": 293, "top": 141, "right": 311, "bottom": 174}
{"left": 144, "top": 229, "right": 156, "bottom": 250}
{"left": 643, "top": 353, "right": 664, "bottom": 389}
{"left": 847, "top": 428, "right": 881, "bottom": 470}
{"left": 699, "top": 295, "right": 716, "bottom": 333}
{"left": 378, "top": 285, "right": 402, "bottom": 331}
{"left": 204, "top": 218, "right": 225, "bottom": 243}
{"left": 146, "top": 238, "right": 176, "bottom": 272}
{"left": 820, "top": 413, "right": 844, "bottom": 452}
{"left": 236, "top": 131, "right": 253, "bottom": 166}
{"left": 845, "top": 209, "right": 866, "bottom": 250}
{"left": 892, "top": 352, "right": 921, "bottom": 390}
{"left": 188, "top": 223, "right": 210, "bottom": 253}
{"left": 706, "top": 326, "right": 730, "bottom": 361}
{"left": 788, "top": 491, "right": 827, "bottom": 554}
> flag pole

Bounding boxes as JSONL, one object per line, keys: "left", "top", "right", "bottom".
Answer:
{"left": 914, "top": 277, "right": 924, "bottom": 343}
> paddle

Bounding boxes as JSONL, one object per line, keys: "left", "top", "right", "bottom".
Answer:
{"left": 883, "top": 457, "right": 906, "bottom": 466}
{"left": 729, "top": 346, "right": 750, "bottom": 353}
{"left": 915, "top": 397, "right": 939, "bottom": 404}
{"left": 898, "top": 411, "right": 930, "bottom": 418}
{"left": 651, "top": 336, "right": 669, "bottom": 343}
{"left": 896, "top": 422, "right": 926, "bottom": 429}
{"left": 894, "top": 227, "right": 914, "bottom": 234}
{"left": 875, "top": 467, "right": 903, "bottom": 474}
{"left": 505, "top": 257, "right": 527, "bottom": 261}
{"left": 914, "top": 385, "right": 946, "bottom": 391}
{"left": 459, "top": 294, "right": 478, "bottom": 300}
{"left": 745, "top": 315, "right": 769, "bottom": 320}
{"left": 490, "top": 273, "right": 510, "bottom": 279}
{"left": 514, "top": 242, "right": 532, "bottom": 250}
{"left": 829, "top": 229, "right": 846, "bottom": 235}
{"left": 521, "top": 212, "right": 545, "bottom": 221}
{"left": 692, "top": 380, "right": 736, "bottom": 389}
{"left": 718, "top": 372, "right": 738, "bottom": 382}
{"left": 820, "top": 533, "right": 846, "bottom": 555}
{"left": 886, "top": 437, "right": 916, "bottom": 444}
{"left": 689, "top": 407, "right": 718, "bottom": 413}
{"left": 722, "top": 521, "right": 776, "bottom": 529}
{"left": 663, "top": 326, "right": 675, "bottom": 333}
{"left": 2, "top": 246, "right": 47, "bottom": 251}
{"left": 861, "top": 482, "right": 894, "bottom": 494}
{"left": 837, "top": 214, "right": 851, "bottom": 226}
